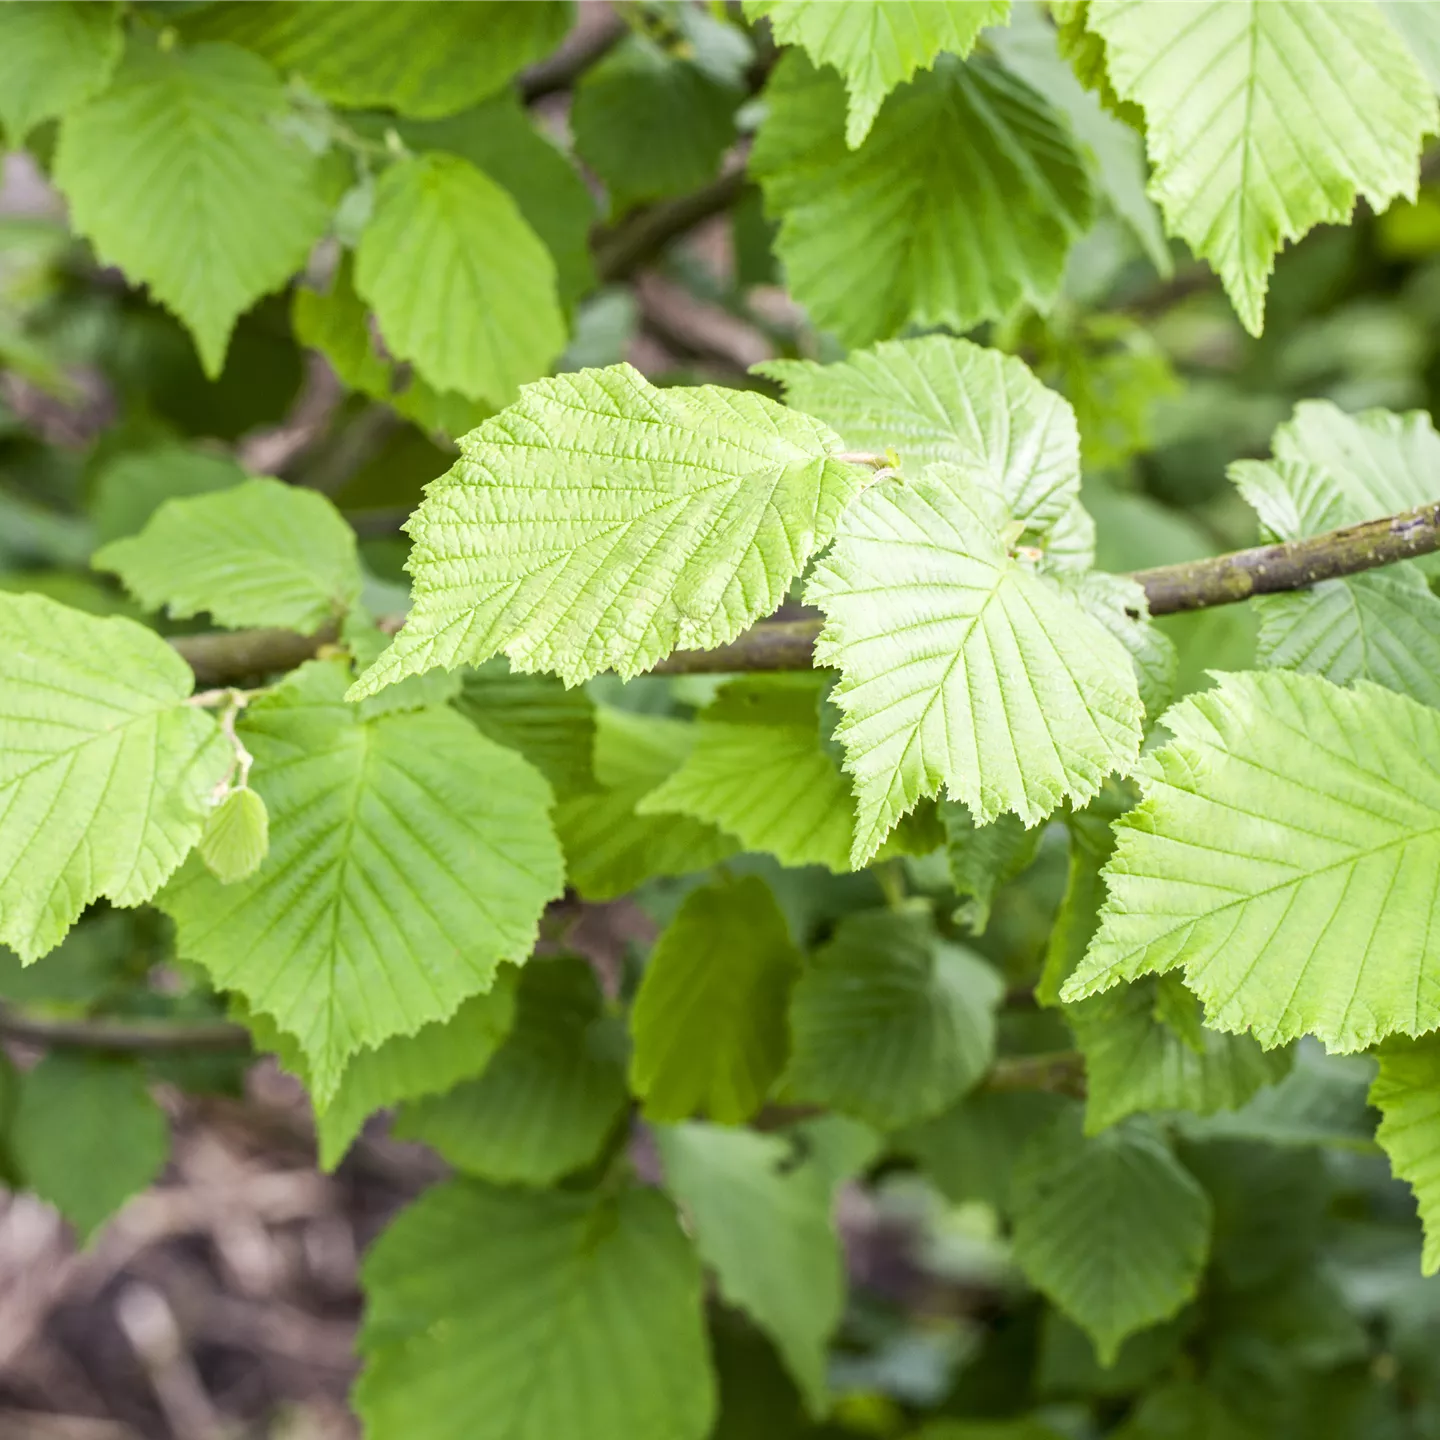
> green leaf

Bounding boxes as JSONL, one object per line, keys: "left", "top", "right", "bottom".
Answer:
{"left": 656, "top": 1119, "right": 872, "bottom": 1415}
{"left": 456, "top": 660, "right": 598, "bottom": 801}
{"left": 90, "top": 444, "right": 247, "bottom": 546}
{"left": 0, "top": 594, "right": 230, "bottom": 961}
{"left": 292, "top": 256, "right": 490, "bottom": 439}
{"left": 750, "top": 51, "right": 1093, "bottom": 346}
{"left": 1070, "top": 974, "right": 1290, "bottom": 1134}
{"left": 1232, "top": 401, "right": 1440, "bottom": 704}
{"left": 354, "top": 152, "right": 566, "bottom": 407}
{"left": 357, "top": 1179, "right": 715, "bottom": 1440}
{"left": 395, "top": 955, "right": 628, "bottom": 1186}
{"left": 1089, "top": 0, "right": 1438, "bottom": 335}
{"left": 556, "top": 708, "right": 739, "bottom": 901}
{"left": 348, "top": 364, "right": 869, "bottom": 697}
{"left": 759, "top": 335, "right": 1084, "bottom": 544}
{"left": 0, "top": 911, "right": 131, "bottom": 1009}
{"left": 1011, "top": 1110, "right": 1211, "bottom": 1362}
{"left": 198, "top": 787, "right": 269, "bottom": 885}
{"left": 53, "top": 41, "right": 332, "bottom": 377}
{"left": 941, "top": 803, "right": 1043, "bottom": 935}
{"left": 239, "top": 972, "right": 519, "bottom": 1170}
{"left": 386, "top": 94, "right": 597, "bottom": 309}
{"left": 631, "top": 875, "right": 801, "bottom": 1124}
{"left": 93, "top": 477, "right": 362, "bottom": 633}
{"left": 1072, "top": 572, "right": 1176, "bottom": 722}
{"left": 1061, "top": 670, "right": 1440, "bottom": 1053}
{"left": 181, "top": 1, "right": 573, "bottom": 118}
{"left": 0, "top": 1, "right": 121, "bottom": 145}
{"left": 782, "top": 905, "right": 1003, "bottom": 1129}
{"left": 638, "top": 675, "right": 856, "bottom": 872}
{"left": 745, "top": 0, "right": 1008, "bottom": 147}
{"left": 808, "top": 466, "right": 1143, "bottom": 865}
{"left": 572, "top": 34, "right": 738, "bottom": 210}
{"left": 11, "top": 1054, "right": 169, "bottom": 1242}
{"left": 1371, "top": 1034, "right": 1440, "bottom": 1274}
{"left": 989, "top": 0, "right": 1170, "bottom": 275}
{"left": 160, "top": 660, "right": 563, "bottom": 1101}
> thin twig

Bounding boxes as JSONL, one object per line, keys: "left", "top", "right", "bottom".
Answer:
{"left": 518, "top": 8, "right": 627, "bottom": 102}
{"left": 593, "top": 165, "right": 751, "bottom": 283}
{"left": 0, "top": 1006, "right": 252, "bottom": 1054}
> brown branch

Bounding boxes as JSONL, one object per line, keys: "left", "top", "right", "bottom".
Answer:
{"left": 593, "top": 166, "right": 750, "bottom": 283}
{"left": 982, "top": 1050, "right": 1086, "bottom": 1099}
{"left": 518, "top": 8, "right": 626, "bottom": 102}
{"left": 166, "top": 500, "right": 1440, "bottom": 686}
{"left": 0, "top": 1006, "right": 252, "bottom": 1055}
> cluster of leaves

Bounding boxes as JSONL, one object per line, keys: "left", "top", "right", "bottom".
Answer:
{"left": 6, "top": 2, "right": 1440, "bottom": 1438}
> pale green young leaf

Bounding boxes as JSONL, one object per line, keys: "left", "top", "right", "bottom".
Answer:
{"left": 759, "top": 335, "right": 1084, "bottom": 546}
{"left": 808, "top": 466, "right": 1142, "bottom": 865}
{"left": 1072, "top": 572, "right": 1177, "bottom": 721}
{"left": 180, "top": 1, "right": 573, "bottom": 118}
{"left": 638, "top": 675, "right": 856, "bottom": 873}
{"left": 394, "top": 956, "right": 628, "bottom": 1186}
{"left": 783, "top": 905, "right": 1003, "bottom": 1129}
{"left": 354, "top": 152, "right": 566, "bottom": 407}
{"left": 161, "top": 660, "right": 563, "bottom": 1102}
{"left": 1089, "top": 0, "right": 1437, "bottom": 335}
{"left": 456, "top": 660, "right": 598, "bottom": 800}
{"left": 0, "top": 2, "right": 121, "bottom": 145}
{"left": 1011, "top": 1110, "right": 1211, "bottom": 1363}
{"left": 1380, "top": 0, "right": 1440, "bottom": 95}
{"left": 940, "top": 804, "right": 1043, "bottom": 935}
{"left": 12, "top": 1054, "right": 169, "bottom": 1242}
{"left": 988, "top": 0, "right": 1170, "bottom": 275}
{"left": 572, "top": 34, "right": 738, "bottom": 211}
{"left": 1070, "top": 974, "right": 1289, "bottom": 1135}
{"left": 656, "top": 1119, "right": 871, "bottom": 1415}
{"left": 750, "top": 52, "right": 1093, "bottom": 346}
{"left": 239, "top": 972, "right": 519, "bottom": 1171}
{"left": 555, "top": 708, "right": 738, "bottom": 900}
{"left": 0, "top": 594, "right": 230, "bottom": 961}
{"left": 1061, "top": 671, "right": 1440, "bottom": 1053}
{"left": 93, "top": 477, "right": 362, "bottom": 633}
{"left": 348, "top": 365, "right": 868, "bottom": 697}
{"left": 198, "top": 787, "right": 269, "bottom": 885}
{"left": 90, "top": 444, "right": 246, "bottom": 546}
{"left": 292, "top": 256, "right": 489, "bottom": 440}
{"left": 357, "top": 1180, "right": 714, "bottom": 1440}
{"left": 53, "top": 42, "right": 332, "bottom": 377}
{"left": 631, "top": 875, "right": 801, "bottom": 1124}
{"left": 1371, "top": 1034, "right": 1440, "bottom": 1273}
{"left": 745, "top": 0, "right": 1008, "bottom": 147}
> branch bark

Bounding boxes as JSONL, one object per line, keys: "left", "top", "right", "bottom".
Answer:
{"left": 593, "top": 166, "right": 750, "bottom": 283}
{"left": 0, "top": 1006, "right": 252, "bottom": 1054}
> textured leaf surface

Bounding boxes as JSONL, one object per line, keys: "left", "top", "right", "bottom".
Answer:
{"left": 573, "top": 34, "right": 738, "bottom": 210}
{"left": 760, "top": 335, "right": 1084, "bottom": 546}
{"left": 639, "top": 675, "right": 856, "bottom": 872}
{"left": 182, "top": 1, "right": 572, "bottom": 117}
{"left": 161, "top": 660, "right": 563, "bottom": 1101}
{"left": 90, "top": 444, "right": 246, "bottom": 546}
{"left": 11, "top": 1054, "right": 169, "bottom": 1242}
{"left": 1090, "top": 0, "right": 1437, "bottom": 334}
{"left": 357, "top": 1180, "right": 714, "bottom": 1440}
{"left": 395, "top": 956, "right": 628, "bottom": 1186}
{"left": 745, "top": 0, "right": 1007, "bottom": 147}
{"left": 657, "top": 1120, "right": 867, "bottom": 1414}
{"left": 349, "top": 364, "right": 867, "bottom": 696}
{"left": 556, "top": 708, "right": 738, "bottom": 899}
{"left": 0, "top": 2, "right": 121, "bottom": 144}
{"left": 783, "top": 906, "right": 1003, "bottom": 1129}
{"left": 1070, "top": 975, "right": 1289, "bottom": 1135}
{"left": 1062, "top": 671, "right": 1440, "bottom": 1053}
{"left": 1371, "top": 1035, "right": 1440, "bottom": 1274}
{"left": 808, "top": 466, "right": 1142, "bottom": 864}
{"left": 54, "top": 42, "right": 331, "bottom": 376}
{"left": 751, "top": 52, "right": 1092, "bottom": 345}
{"left": 198, "top": 787, "right": 269, "bottom": 885}
{"left": 0, "top": 594, "right": 230, "bottom": 961}
{"left": 1011, "top": 1110, "right": 1211, "bottom": 1362}
{"left": 355, "top": 152, "right": 565, "bottom": 407}
{"left": 93, "top": 478, "right": 361, "bottom": 633}
{"left": 631, "top": 875, "right": 801, "bottom": 1124}
{"left": 456, "top": 661, "right": 598, "bottom": 800}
